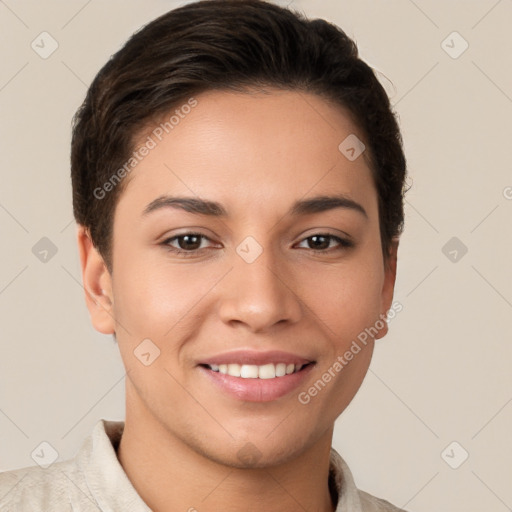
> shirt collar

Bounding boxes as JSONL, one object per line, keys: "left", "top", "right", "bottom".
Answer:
{"left": 79, "top": 419, "right": 362, "bottom": 512}
{"left": 329, "top": 448, "right": 364, "bottom": 511}
{"left": 76, "top": 419, "right": 152, "bottom": 511}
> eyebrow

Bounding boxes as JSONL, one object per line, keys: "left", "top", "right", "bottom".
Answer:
{"left": 142, "top": 194, "right": 368, "bottom": 219}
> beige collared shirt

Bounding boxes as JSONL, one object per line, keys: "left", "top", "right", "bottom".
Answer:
{"left": 0, "top": 419, "right": 408, "bottom": 511}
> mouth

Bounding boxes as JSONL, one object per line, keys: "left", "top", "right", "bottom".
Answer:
{"left": 197, "top": 350, "right": 316, "bottom": 402}
{"left": 200, "top": 362, "right": 313, "bottom": 379}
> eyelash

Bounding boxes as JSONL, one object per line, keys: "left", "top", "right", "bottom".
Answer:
{"left": 161, "top": 232, "right": 354, "bottom": 257}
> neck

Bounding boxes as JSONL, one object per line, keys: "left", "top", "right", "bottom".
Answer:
{"left": 117, "top": 391, "right": 336, "bottom": 512}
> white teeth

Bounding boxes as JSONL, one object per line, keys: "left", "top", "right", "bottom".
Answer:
{"left": 227, "top": 363, "right": 241, "bottom": 377}
{"left": 209, "top": 362, "right": 307, "bottom": 378}
{"left": 258, "top": 363, "right": 276, "bottom": 379}
{"left": 240, "top": 365, "right": 259, "bottom": 378}
{"left": 275, "top": 363, "right": 286, "bottom": 377}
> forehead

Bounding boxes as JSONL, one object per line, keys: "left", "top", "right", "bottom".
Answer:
{"left": 116, "top": 88, "right": 377, "bottom": 220}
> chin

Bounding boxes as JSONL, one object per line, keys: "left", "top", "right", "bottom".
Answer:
{"left": 195, "top": 430, "right": 316, "bottom": 470}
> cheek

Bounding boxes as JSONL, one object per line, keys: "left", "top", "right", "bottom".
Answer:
{"left": 110, "top": 263, "right": 204, "bottom": 388}
{"left": 111, "top": 255, "right": 226, "bottom": 343}
{"left": 112, "top": 267, "right": 170, "bottom": 336}
{"left": 301, "top": 258, "right": 384, "bottom": 344}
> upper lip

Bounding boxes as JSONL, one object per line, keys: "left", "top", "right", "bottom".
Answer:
{"left": 199, "top": 350, "right": 315, "bottom": 367}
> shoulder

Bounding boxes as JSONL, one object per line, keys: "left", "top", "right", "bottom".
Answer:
{"left": 0, "top": 457, "right": 96, "bottom": 511}
{"left": 0, "top": 419, "right": 124, "bottom": 511}
{"left": 358, "top": 489, "right": 409, "bottom": 511}
{"left": 329, "top": 448, "right": 410, "bottom": 512}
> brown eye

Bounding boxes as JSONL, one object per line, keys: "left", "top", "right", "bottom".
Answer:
{"left": 175, "top": 234, "right": 203, "bottom": 250}
{"left": 307, "top": 235, "right": 331, "bottom": 250}
{"left": 162, "top": 233, "right": 212, "bottom": 255}
{"left": 297, "top": 234, "right": 354, "bottom": 252}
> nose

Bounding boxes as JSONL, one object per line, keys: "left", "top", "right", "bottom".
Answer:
{"left": 217, "top": 245, "right": 303, "bottom": 333}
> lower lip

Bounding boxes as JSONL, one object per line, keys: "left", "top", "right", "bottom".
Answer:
{"left": 199, "top": 364, "right": 315, "bottom": 402}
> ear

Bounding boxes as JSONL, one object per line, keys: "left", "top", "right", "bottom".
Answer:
{"left": 375, "top": 238, "right": 399, "bottom": 340}
{"left": 77, "top": 225, "right": 115, "bottom": 335}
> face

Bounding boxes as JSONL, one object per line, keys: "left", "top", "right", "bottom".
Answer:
{"left": 81, "top": 89, "right": 397, "bottom": 468}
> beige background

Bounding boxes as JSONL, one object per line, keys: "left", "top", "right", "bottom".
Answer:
{"left": 1, "top": 0, "right": 511, "bottom": 510}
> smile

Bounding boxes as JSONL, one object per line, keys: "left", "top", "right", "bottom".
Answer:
{"left": 206, "top": 362, "right": 309, "bottom": 379}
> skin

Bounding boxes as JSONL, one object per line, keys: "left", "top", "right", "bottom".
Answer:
{"left": 78, "top": 89, "right": 398, "bottom": 512}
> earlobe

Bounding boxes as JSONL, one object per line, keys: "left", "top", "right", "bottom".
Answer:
{"left": 77, "top": 225, "right": 115, "bottom": 335}
{"left": 376, "top": 238, "right": 399, "bottom": 340}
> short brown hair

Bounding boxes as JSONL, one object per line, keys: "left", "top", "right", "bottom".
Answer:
{"left": 71, "top": 0, "right": 407, "bottom": 271}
